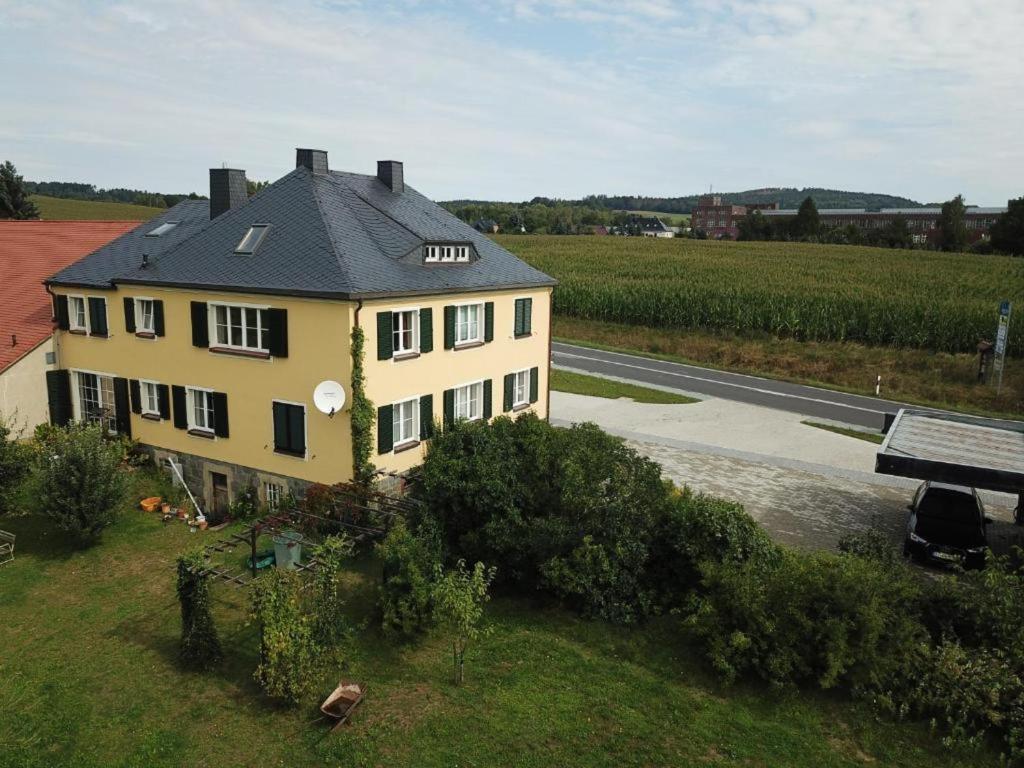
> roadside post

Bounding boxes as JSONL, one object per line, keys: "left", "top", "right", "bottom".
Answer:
{"left": 993, "top": 300, "right": 1012, "bottom": 395}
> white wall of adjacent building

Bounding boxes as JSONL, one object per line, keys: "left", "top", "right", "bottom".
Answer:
{"left": 0, "top": 338, "right": 54, "bottom": 437}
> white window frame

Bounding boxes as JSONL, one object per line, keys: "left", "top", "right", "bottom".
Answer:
{"left": 134, "top": 297, "right": 155, "bottom": 334}
{"left": 455, "top": 245, "right": 470, "bottom": 262}
{"left": 186, "top": 386, "right": 215, "bottom": 434}
{"left": 70, "top": 368, "right": 117, "bottom": 434}
{"left": 271, "top": 398, "right": 308, "bottom": 460}
{"left": 453, "top": 380, "right": 484, "bottom": 422}
{"left": 68, "top": 295, "right": 88, "bottom": 332}
{"left": 392, "top": 307, "right": 420, "bottom": 356}
{"left": 454, "top": 302, "right": 483, "bottom": 346}
{"left": 208, "top": 301, "right": 270, "bottom": 353}
{"left": 392, "top": 396, "right": 420, "bottom": 449}
{"left": 424, "top": 244, "right": 470, "bottom": 264}
{"left": 139, "top": 378, "right": 161, "bottom": 417}
{"left": 424, "top": 245, "right": 439, "bottom": 262}
{"left": 265, "top": 482, "right": 283, "bottom": 510}
{"left": 512, "top": 368, "right": 531, "bottom": 408}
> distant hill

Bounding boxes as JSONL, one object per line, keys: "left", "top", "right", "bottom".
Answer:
{"left": 31, "top": 195, "right": 164, "bottom": 221}
{"left": 25, "top": 180, "right": 201, "bottom": 210}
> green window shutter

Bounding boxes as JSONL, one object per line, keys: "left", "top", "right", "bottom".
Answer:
{"left": 443, "top": 388, "right": 455, "bottom": 429}
{"left": 171, "top": 385, "right": 188, "bottom": 429}
{"left": 377, "top": 404, "right": 394, "bottom": 454}
{"left": 45, "top": 369, "right": 72, "bottom": 426}
{"left": 87, "top": 297, "right": 108, "bottom": 337}
{"left": 123, "top": 297, "right": 136, "bottom": 333}
{"left": 212, "top": 392, "right": 229, "bottom": 438}
{"left": 153, "top": 300, "right": 165, "bottom": 337}
{"left": 157, "top": 384, "right": 171, "bottom": 420}
{"left": 113, "top": 378, "right": 132, "bottom": 438}
{"left": 288, "top": 406, "right": 306, "bottom": 455}
{"left": 514, "top": 299, "right": 524, "bottom": 337}
{"left": 267, "top": 308, "right": 288, "bottom": 358}
{"left": 376, "top": 311, "right": 393, "bottom": 360}
{"left": 484, "top": 302, "right": 494, "bottom": 342}
{"left": 54, "top": 295, "right": 70, "bottom": 331}
{"left": 443, "top": 305, "right": 455, "bottom": 349}
{"left": 419, "top": 308, "right": 433, "bottom": 353}
{"left": 503, "top": 373, "right": 514, "bottom": 412}
{"left": 273, "top": 402, "right": 288, "bottom": 451}
{"left": 483, "top": 379, "right": 493, "bottom": 419}
{"left": 523, "top": 298, "right": 532, "bottom": 335}
{"left": 419, "top": 394, "right": 434, "bottom": 439}
{"left": 529, "top": 366, "right": 539, "bottom": 404}
{"left": 190, "top": 302, "right": 208, "bottom": 348}
{"left": 129, "top": 379, "right": 142, "bottom": 414}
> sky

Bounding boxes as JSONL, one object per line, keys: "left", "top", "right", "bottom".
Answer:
{"left": 1, "top": 0, "right": 1022, "bottom": 205}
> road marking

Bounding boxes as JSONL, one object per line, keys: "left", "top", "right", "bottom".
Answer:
{"left": 553, "top": 350, "right": 887, "bottom": 416}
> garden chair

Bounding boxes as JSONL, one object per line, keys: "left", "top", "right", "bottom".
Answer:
{"left": 0, "top": 530, "right": 13, "bottom": 566}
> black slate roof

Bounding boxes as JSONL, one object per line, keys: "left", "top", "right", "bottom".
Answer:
{"left": 48, "top": 166, "right": 556, "bottom": 299}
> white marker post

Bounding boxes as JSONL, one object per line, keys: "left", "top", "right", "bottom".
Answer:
{"left": 993, "top": 301, "right": 1012, "bottom": 395}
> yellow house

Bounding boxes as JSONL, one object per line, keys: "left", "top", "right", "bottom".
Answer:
{"left": 45, "top": 149, "right": 555, "bottom": 516}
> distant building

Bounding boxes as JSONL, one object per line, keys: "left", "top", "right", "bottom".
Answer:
{"left": 591, "top": 225, "right": 609, "bottom": 236}
{"left": 611, "top": 214, "right": 674, "bottom": 238}
{"left": 760, "top": 206, "right": 1007, "bottom": 245}
{"left": 691, "top": 195, "right": 778, "bottom": 239}
{"left": 473, "top": 218, "right": 500, "bottom": 234}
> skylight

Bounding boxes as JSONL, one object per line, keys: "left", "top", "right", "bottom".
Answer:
{"left": 146, "top": 221, "right": 180, "bottom": 237}
{"left": 235, "top": 224, "right": 270, "bottom": 254}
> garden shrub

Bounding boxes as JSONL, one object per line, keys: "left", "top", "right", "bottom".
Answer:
{"left": 251, "top": 569, "right": 320, "bottom": 704}
{"left": 29, "top": 422, "right": 128, "bottom": 542}
{"left": 376, "top": 517, "right": 442, "bottom": 638}
{"left": 176, "top": 551, "right": 223, "bottom": 670}
{"left": 0, "top": 418, "right": 30, "bottom": 514}
{"left": 312, "top": 534, "right": 354, "bottom": 646}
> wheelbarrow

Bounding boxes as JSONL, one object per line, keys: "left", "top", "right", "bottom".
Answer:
{"left": 320, "top": 681, "right": 365, "bottom": 732}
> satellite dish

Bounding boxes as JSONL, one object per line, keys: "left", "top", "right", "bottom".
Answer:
{"left": 313, "top": 380, "right": 346, "bottom": 417}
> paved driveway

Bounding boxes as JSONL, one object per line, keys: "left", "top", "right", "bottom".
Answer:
{"left": 551, "top": 391, "right": 1018, "bottom": 552}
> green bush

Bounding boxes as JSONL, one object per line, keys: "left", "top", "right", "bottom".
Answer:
{"left": 250, "top": 569, "right": 320, "bottom": 704}
{"left": 312, "top": 534, "right": 354, "bottom": 646}
{"left": 376, "top": 517, "right": 443, "bottom": 638}
{"left": 176, "top": 551, "right": 223, "bottom": 670}
{"left": 689, "top": 548, "right": 927, "bottom": 691}
{"left": 29, "top": 422, "right": 128, "bottom": 542}
{"left": 0, "top": 418, "right": 30, "bottom": 514}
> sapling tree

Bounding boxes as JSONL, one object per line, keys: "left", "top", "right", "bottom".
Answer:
{"left": 176, "top": 551, "right": 223, "bottom": 669}
{"left": 432, "top": 559, "right": 496, "bottom": 685}
{"left": 312, "top": 533, "right": 354, "bottom": 647}
{"left": 250, "top": 568, "right": 319, "bottom": 704}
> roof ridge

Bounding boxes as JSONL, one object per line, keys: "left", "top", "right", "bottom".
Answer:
{"left": 330, "top": 172, "right": 424, "bottom": 244}
{"left": 307, "top": 170, "right": 356, "bottom": 291}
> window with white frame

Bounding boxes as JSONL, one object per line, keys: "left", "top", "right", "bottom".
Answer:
{"left": 513, "top": 369, "right": 530, "bottom": 407}
{"left": 69, "top": 296, "right": 87, "bottom": 331}
{"left": 211, "top": 303, "right": 269, "bottom": 352}
{"left": 455, "top": 303, "right": 482, "bottom": 345}
{"left": 140, "top": 380, "right": 160, "bottom": 416}
{"left": 423, "top": 244, "right": 470, "bottom": 264}
{"left": 75, "top": 371, "right": 116, "bottom": 434}
{"left": 454, "top": 381, "right": 483, "bottom": 421}
{"left": 455, "top": 246, "right": 469, "bottom": 262}
{"left": 392, "top": 397, "right": 419, "bottom": 447}
{"left": 188, "top": 388, "right": 215, "bottom": 432}
{"left": 424, "top": 245, "right": 439, "bottom": 262}
{"left": 392, "top": 309, "right": 418, "bottom": 355}
{"left": 265, "top": 482, "right": 283, "bottom": 510}
{"left": 135, "top": 298, "right": 155, "bottom": 334}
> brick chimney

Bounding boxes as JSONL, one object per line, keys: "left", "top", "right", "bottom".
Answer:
{"left": 209, "top": 168, "right": 248, "bottom": 219}
{"left": 377, "top": 160, "right": 403, "bottom": 193}
{"left": 296, "top": 148, "right": 329, "bottom": 174}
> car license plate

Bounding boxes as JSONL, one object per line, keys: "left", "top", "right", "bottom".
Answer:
{"left": 933, "top": 551, "right": 958, "bottom": 561}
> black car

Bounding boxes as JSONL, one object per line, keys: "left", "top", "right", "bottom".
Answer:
{"left": 903, "top": 481, "right": 991, "bottom": 569}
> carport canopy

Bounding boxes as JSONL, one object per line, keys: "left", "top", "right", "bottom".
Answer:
{"left": 876, "top": 409, "right": 1024, "bottom": 519}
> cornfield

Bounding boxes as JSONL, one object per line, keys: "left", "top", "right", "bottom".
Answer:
{"left": 498, "top": 236, "right": 1024, "bottom": 357}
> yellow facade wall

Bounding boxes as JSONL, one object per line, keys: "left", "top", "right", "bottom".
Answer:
{"left": 0, "top": 339, "right": 55, "bottom": 435}
{"left": 51, "top": 284, "right": 551, "bottom": 484}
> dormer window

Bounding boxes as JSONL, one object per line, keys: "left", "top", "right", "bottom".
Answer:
{"left": 146, "top": 221, "right": 180, "bottom": 237}
{"left": 424, "top": 243, "right": 470, "bottom": 264}
{"left": 235, "top": 224, "right": 270, "bottom": 254}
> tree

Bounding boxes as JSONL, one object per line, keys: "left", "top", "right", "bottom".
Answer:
{"left": 432, "top": 559, "right": 496, "bottom": 685}
{"left": 176, "top": 551, "right": 223, "bottom": 669}
{"left": 880, "top": 215, "right": 913, "bottom": 249}
{"left": 737, "top": 210, "right": 776, "bottom": 241}
{"left": 938, "top": 194, "right": 968, "bottom": 252}
{"left": 30, "top": 422, "right": 128, "bottom": 542}
{"left": 791, "top": 196, "right": 820, "bottom": 240}
{"left": 990, "top": 197, "right": 1024, "bottom": 256}
{"left": 0, "top": 161, "right": 40, "bottom": 220}
{"left": 247, "top": 179, "right": 269, "bottom": 197}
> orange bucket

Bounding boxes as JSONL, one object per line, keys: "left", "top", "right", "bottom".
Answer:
{"left": 140, "top": 496, "right": 162, "bottom": 512}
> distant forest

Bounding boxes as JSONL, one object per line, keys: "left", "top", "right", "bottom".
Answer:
{"left": 25, "top": 180, "right": 203, "bottom": 209}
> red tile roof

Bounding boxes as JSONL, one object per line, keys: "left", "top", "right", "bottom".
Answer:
{"left": 0, "top": 221, "right": 138, "bottom": 373}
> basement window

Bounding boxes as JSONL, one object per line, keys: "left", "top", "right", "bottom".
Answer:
{"left": 235, "top": 224, "right": 270, "bottom": 254}
{"left": 146, "top": 221, "right": 179, "bottom": 237}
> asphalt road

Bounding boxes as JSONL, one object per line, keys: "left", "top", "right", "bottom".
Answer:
{"left": 552, "top": 341, "right": 937, "bottom": 431}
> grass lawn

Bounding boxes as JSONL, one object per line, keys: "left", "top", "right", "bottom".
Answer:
{"left": 0, "top": 470, "right": 997, "bottom": 767}
{"left": 802, "top": 420, "right": 886, "bottom": 444}
{"left": 31, "top": 195, "right": 165, "bottom": 221}
{"left": 552, "top": 368, "right": 698, "bottom": 404}
{"left": 554, "top": 317, "right": 1023, "bottom": 420}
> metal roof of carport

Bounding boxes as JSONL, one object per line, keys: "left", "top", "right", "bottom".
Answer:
{"left": 876, "top": 409, "right": 1024, "bottom": 495}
